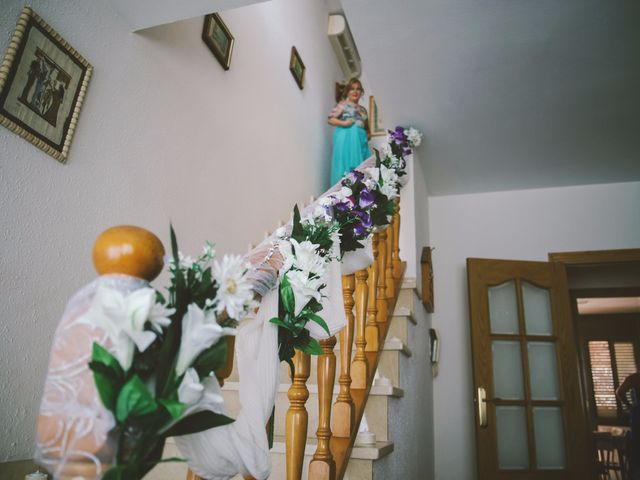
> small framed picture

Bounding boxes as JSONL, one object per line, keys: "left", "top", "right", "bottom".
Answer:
{"left": 0, "top": 6, "right": 92, "bottom": 163}
{"left": 202, "top": 13, "right": 234, "bottom": 71}
{"left": 289, "top": 46, "right": 305, "bottom": 90}
{"left": 369, "top": 95, "right": 385, "bottom": 137}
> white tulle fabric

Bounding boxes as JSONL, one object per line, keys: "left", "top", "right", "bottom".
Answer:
{"left": 340, "top": 236, "right": 374, "bottom": 275}
{"left": 175, "top": 288, "right": 280, "bottom": 479}
{"left": 35, "top": 275, "right": 148, "bottom": 479}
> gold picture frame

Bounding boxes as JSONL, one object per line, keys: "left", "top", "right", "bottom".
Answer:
{"left": 289, "top": 46, "right": 305, "bottom": 90}
{"left": 202, "top": 13, "right": 234, "bottom": 71}
{"left": 0, "top": 6, "right": 92, "bottom": 163}
{"left": 369, "top": 95, "right": 386, "bottom": 137}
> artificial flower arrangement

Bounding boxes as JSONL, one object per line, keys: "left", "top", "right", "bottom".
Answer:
{"left": 387, "top": 125, "right": 422, "bottom": 160}
{"left": 270, "top": 205, "right": 339, "bottom": 374}
{"left": 83, "top": 227, "right": 255, "bottom": 479}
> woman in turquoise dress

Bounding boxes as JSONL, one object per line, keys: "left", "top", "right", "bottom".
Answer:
{"left": 328, "top": 78, "right": 371, "bottom": 185}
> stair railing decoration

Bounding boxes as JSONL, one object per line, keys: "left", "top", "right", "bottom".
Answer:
{"left": 33, "top": 126, "right": 421, "bottom": 480}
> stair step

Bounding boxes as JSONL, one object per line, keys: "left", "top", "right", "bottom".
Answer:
{"left": 384, "top": 336, "right": 412, "bottom": 356}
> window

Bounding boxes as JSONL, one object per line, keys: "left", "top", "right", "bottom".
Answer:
{"left": 587, "top": 341, "right": 637, "bottom": 419}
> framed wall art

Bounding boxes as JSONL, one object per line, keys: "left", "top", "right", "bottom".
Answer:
{"left": 202, "top": 13, "right": 234, "bottom": 70}
{"left": 289, "top": 46, "right": 305, "bottom": 90}
{"left": 421, "top": 246, "right": 434, "bottom": 313}
{"left": 369, "top": 95, "right": 386, "bottom": 137}
{"left": 0, "top": 6, "right": 93, "bottom": 163}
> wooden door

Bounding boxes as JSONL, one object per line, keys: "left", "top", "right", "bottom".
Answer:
{"left": 467, "top": 258, "right": 591, "bottom": 479}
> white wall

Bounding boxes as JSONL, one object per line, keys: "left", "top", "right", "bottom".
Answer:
{"left": 0, "top": 0, "right": 343, "bottom": 461}
{"left": 427, "top": 181, "right": 640, "bottom": 480}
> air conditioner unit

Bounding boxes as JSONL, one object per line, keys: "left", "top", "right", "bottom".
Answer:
{"left": 328, "top": 14, "right": 362, "bottom": 79}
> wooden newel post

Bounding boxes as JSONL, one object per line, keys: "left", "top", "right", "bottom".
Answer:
{"left": 309, "top": 336, "right": 337, "bottom": 480}
{"left": 392, "top": 199, "right": 402, "bottom": 279}
{"left": 351, "top": 268, "right": 369, "bottom": 389}
{"left": 376, "top": 230, "right": 389, "bottom": 325}
{"left": 286, "top": 351, "right": 311, "bottom": 480}
{"left": 365, "top": 234, "right": 379, "bottom": 352}
{"left": 333, "top": 275, "right": 355, "bottom": 437}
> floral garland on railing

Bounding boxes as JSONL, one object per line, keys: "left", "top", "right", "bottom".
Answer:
{"left": 269, "top": 126, "right": 422, "bottom": 371}
{"left": 82, "top": 227, "right": 255, "bottom": 479}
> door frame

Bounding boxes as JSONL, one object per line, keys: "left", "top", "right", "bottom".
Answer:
{"left": 548, "top": 248, "right": 640, "bottom": 478}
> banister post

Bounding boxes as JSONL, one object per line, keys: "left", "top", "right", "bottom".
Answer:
{"left": 365, "top": 234, "right": 379, "bottom": 352}
{"left": 351, "top": 268, "right": 369, "bottom": 389}
{"left": 392, "top": 199, "right": 402, "bottom": 280}
{"left": 309, "top": 336, "right": 337, "bottom": 480}
{"left": 375, "top": 230, "right": 389, "bottom": 326}
{"left": 286, "top": 351, "right": 311, "bottom": 480}
{"left": 385, "top": 224, "right": 395, "bottom": 300}
{"left": 332, "top": 275, "right": 355, "bottom": 437}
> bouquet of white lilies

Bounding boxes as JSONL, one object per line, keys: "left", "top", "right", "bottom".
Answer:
{"left": 82, "top": 227, "right": 255, "bottom": 479}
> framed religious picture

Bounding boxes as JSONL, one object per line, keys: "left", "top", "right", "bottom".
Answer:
{"left": 369, "top": 95, "right": 386, "bottom": 137}
{"left": 202, "top": 13, "right": 234, "bottom": 70}
{"left": 289, "top": 46, "right": 305, "bottom": 90}
{"left": 0, "top": 6, "right": 92, "bottom": 163}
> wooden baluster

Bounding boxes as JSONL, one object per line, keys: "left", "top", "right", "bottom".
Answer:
{"left": 351, "top": 268, "right": 369, "bottom": 389}
{"left": 376, "top": 230, "right": 389, "bottom": 325}
{"left": 392, "top": 199, "right": 402, "bottom": 280}
{"left": 332, "top": 275, "right": 355, "bottom": 437}
{"left": 286, "top": 351, "right": 311, "bottom": 480}
{"left": 309, "top": 336, "right": 337, "bottom": 480}
{"left": 365, "top": 234, "right": 379, "bottom": 352}
{"left": 385, "top": 224, "right": 395, "bottom": 300}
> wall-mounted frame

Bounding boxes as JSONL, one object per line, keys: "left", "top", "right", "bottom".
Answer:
{"left": 0, "top": 6, "right": 92, "bottom": 163}
{"left": 289, "top": 46, "right": 305, "bottom": 90}
{"left": 421, "top": 246, "right": 434, "bottom": 312}
{"left": 202, "top": 13, "right": 234, "bottom": 71}
{"left": 368, "top": 95, "right": 385, "bottom": 137}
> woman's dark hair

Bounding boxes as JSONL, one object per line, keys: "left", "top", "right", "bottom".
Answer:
{"left": 336, "top": 78, "right": 364, "bottom": 102}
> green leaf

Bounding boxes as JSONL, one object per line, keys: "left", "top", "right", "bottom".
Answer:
{"left": 170, "top": 223, "right": 179, "bottom": 266}
{"left": 88, "top": 361, "right": 121, "bottom": 411}
{"left": 91, "top": 342, "right": 124, "bottom": 375}
{"left": 193, "top": 339, "right": 228, "bottom": 378}
{"left": 299, "top": 338, "right": 323, "bottom": 355}
{"left": 291, "top": 204, "right": 304, "bottom": 240}
{"left": 280, "top": 275, "right": 295, "bottom": 314}
{"left": 164, "top": 411, "right": 235, "bottom": 437}
{"left": 116, "top": 375, "right": 159, "bottom": 422}
{"left": 159, "top": 398, "right": 186, "bottom": 421}
{"left": 306, "top": 313, "right": 330, "bottom": 336}
{"left": 269, "top": 317, "right": 289, "bottom": 329}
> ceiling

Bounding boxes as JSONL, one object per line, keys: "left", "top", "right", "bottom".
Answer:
{"left": 338, "top": 0, "right": 640, "bottom": 195}
{"left": 109, "top": 0, "right": 640, "bottom": 196}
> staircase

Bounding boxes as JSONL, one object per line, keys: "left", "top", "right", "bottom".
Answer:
{"left": 148, "top": 275, "right": 428, "bottom": 480}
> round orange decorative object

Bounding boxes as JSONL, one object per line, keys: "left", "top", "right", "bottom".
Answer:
{"left": 92, "top": 225, "right": 165, "bottom": 281}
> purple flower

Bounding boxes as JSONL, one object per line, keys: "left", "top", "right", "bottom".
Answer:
{"left": 335, "top": 201, "right": 351, "bottom": 213}
{"left": 359, "top": 188, "right": 375, "bottom": 208}
{"left": 354, "top": 210, "right": 372, "bottom": 228}
{"left": 343, "top": 170, "right": 364, "bottom": 187}
{"left": 353, "top": 221, "right": 368, "bottom": 238}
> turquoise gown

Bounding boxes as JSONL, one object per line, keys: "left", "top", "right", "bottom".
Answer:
{"left": 329, "top": 101, "right": 371, "bottom": 186}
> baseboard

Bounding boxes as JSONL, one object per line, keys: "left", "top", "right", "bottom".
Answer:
{"left": 0, "top": 458, "right": 44, "bottom": 479}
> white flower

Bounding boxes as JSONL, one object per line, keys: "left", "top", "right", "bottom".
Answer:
{"left": 291, "top": 238, "right": 326, "bottom": 277}
{"left": 148, "top": 302, "right": 174, "bottom": 333}
{"left": 364, "top": 178, "right": 377, "bottom": 190}
{"left": 364, "top": 167, "right": 380, "bottom": 183}
{"left": 80, "top": 286, "right": 159, "bottom": 370}
{"left": 313, "top": 205, "right": 332, "bottom": 222}
{"left": 380, "top": 143, "right": 393, "bottom": 158}
{"left": 175, "top": 304, "right": 236, "bottom": 376}
{"left": 286, "top": 270, "right": 325, "bottom": 316}
{"left": 275, "top": 226, "right": 287, "bottom": 238}
{"left": 407, "top": 127, "right": 422, "bottom": 147}
{"left": 178, "top": 367, "right": 204, "bottom": 405}
{"left": 181, "top": 375, "right": 225, "bottom": 417}
{"left": 381, "top": 182, "right": 398, "bottom": 199}
{"left": 379, "top": 164, "right": 399, "bottom": 198}
{"left": 335, "top": 186, "right": 353, "bottom": 201}
{"left": 201, "top": 242, "right": 215, "bottom": 261}
{"left": 212, "top": 254, "right": 255, "bottom": 319}
{"left": 318, "top": 196, "right": 335, "bottom": 207}
{"left": 278, "top": 239, "right": 295, "bottom": 277}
